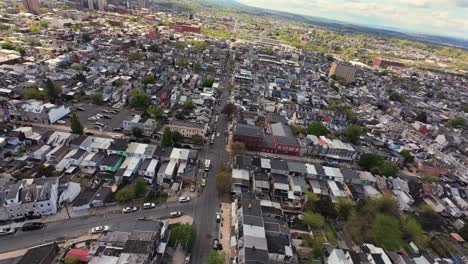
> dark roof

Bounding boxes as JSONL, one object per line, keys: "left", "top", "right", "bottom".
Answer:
{"left": 243, "top": 247, "right": 269, "bottom": 264}
{"left": 171, "top": 120, "right": 206, "bottom": 129}
{"left": 109, "top": 139, "right": 129, "bottom": 152}
{"left": 233, "top": 123, "right": 264, "bottom": 138}
{"left": 234, "top": 155, "right": 253, "bottom": 170}
{"left": 272, "top": 174, "right": 288, "bottom": 184}
{"left": 17, "top": 243, "right": 59, "bottom": 264}
{"left": 69, "top": 135, "right": 87, "bottom": 146}
{"left": 254, "top": 172, "right": 269, "bottom": 182}
{"left": 72, "top": 187, "right": 97, "bottom": 207}
{"left": 265, "top": 232, "right": 290, "bottom": 254}
{"left": 270, "top": 159, "right": 288, "bottom": 172}
{"left": 70, "top": 149, "right": 87, "bottom": 160}
{"left": 92, "top": 186, "right": 113, "bottom": 202}
{"left": 341, "top": 168, "right": 359, "bottom": 180}
{"left": 101, "top": 154, "right": 124, "bottom": 167}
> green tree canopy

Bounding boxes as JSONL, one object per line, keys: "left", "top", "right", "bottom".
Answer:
{"left": 70, "top": 113, "right": 83, "bottom": 134}
{"left": 302, "top": 211, "right": 325, "bottom": 229}
{"left": 168, "top": 224, "right": 197, "bottom": 251}
{"left": 147, "top": 105, "right": 163, "bottom": 119}
{"left": 336, "top": 197, "right": 355, "bottom": 221}
{"left": 24, "top": 87, "right": 47, "bottom": 100}
{"left": 132, "top": 127, "right": 143, "bottom": 138}
{"left": 201, "top": 78, "right": 214, "bottom": 87}
{"left": 343, "top": 124, "right": 364, "bottom": 144}
{"left": 446, "top": 117, "right": 466, "bottom": 128}
{"left": 91, "top": 93, "right": 103, "bottom": 105}
{"left": 399, "top": 150, "right": 414, "bottom": 164}
{"left": 403, "top": 218, "right": 429, "bottom": 247}
{"left": 231, "top": 142, "right": 246, "bottom": 155}
{"left": 142, "top": 75, "right": 156, "bottom": 85}
{"left": 129, "top": 89, "right": 150, "bottom": 109}
{"left": 216, "top": 167, "right": 232, "bottom": 194}
{"left": 222, "top": 103, "right": 237, "bottom": 116}
{"left": 161, "top": 127, "right": 175, "bottom": 147}
{"left": 183, "top": 98, "right": 194, "bottom": 110}
{"left": 206, "top": 251, "right": 226, "bottom": 264}
{"left": 306, "top": 122, "right": 329, "bottom": 136}
{"left": 44, "top": 78, "right": 61, "bottom": 103}
{"left": 358, "top": 154, "right": 399, "bottom": 177}
{"left": 370, "top": 214, "right": 402, "bottom": 250}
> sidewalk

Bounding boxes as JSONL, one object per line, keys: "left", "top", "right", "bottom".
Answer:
{"left": 219, "top": 203, "right": 232, "bottom": 262}
{"left": 0, "top": 204, "right": 124, "bottom": 229}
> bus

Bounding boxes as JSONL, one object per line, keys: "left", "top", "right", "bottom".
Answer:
{"left": 204, "top": 159, "right": 211, "bottom": 171}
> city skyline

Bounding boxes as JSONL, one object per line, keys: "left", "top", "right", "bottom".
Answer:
{"left": 235, "top": 0, "right": 468, "bottom": 39}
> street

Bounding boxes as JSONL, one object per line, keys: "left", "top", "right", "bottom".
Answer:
{"left": 191, "top": 67, "right": 232, "bottom": 264}
{"left": 0, "top": 52, "right": 234, "bottom": 263}
{"left": 0, "top": 201, "right": 194, "bottom": 253}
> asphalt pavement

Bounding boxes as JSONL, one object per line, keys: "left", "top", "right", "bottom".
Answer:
{"left": 0, "top": 201, "right": 194, "bottom": 253}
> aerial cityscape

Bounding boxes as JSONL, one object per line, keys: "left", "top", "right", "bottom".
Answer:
{"left": 0, "top": 0, "right": 467, "bottom": 264}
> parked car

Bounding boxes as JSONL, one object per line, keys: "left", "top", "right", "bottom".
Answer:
{"left": 212, "top": 239, "right": 220, "bottom": 250}
{"left": 122, "top": 207, "right": 138, "bottom": 213}
{"left": 90, "top": 225, "right": 110, "bottom": 234}
{"left": 201, "top": 178, "right": 206, "bottom": 187}
{"left": 0, "top": 227, "right": 16, "bottom": 236}
{"left": 170, "top": 211, "right": 183, "bottom": 218}
{"left": 22, "top": 222, "right": 44, "bottom": 231}
{"left": 76, "top": 107, "right": 86, "bottom": 111}
{"left": 178, "top": 196, "right": 191, "bottom": 203}
{"left": 216, "top": 212, "right": 221, "bottom": 222}
{"left": 56, "top": 120, "right": 66, "bottom": 124}
{"left": 143, "top": 203, "right": 156, "bottom": 209}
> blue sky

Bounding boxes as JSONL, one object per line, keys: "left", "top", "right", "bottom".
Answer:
{"left": 235, "top": 0, "right": 468, "bottom": 39}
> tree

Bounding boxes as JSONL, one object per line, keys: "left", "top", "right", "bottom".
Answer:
{"left": 161, "top": 128, "right": 175, "bottom": 147}
{"left": 388, "top": 90, "right": 403, "bottom": 102}
{"left": 206, "top": 251, "right": 226, "bottom": 264}
{"left": 336, "top": 198, "right": 355, "bottom": 221}
{"left": 115, "top": 186, "right": 135, "bottom": 202}
{"left": 183, "top": 98, "right": 194, "bottom": 110}
{"left": 370, "top": 214, "right": 402, "bottom": 250}
{"left": 113, "top": 78, "right": 124, "bottom": 87}
{"left": 44, "top": 78, "right": 61, "bottom": 103}
{"left": 373, "top": 161, "right": 399, "bottom": 177}
{"left": 70, "top": 113, "right": 84, "bottom": 134}
{"left": 231, "top": 142, "right": 246, "bottom": 155}
{"left": 133, "top": 178, "right": 147, "bottom": 198}
{"left": 221, "top": 103, "right": 237, "bottom": 116}
{"left": 359, "top": 154, "right": 384, "bottom": 171}
{"left": 403, "top": 218, "right": 429, "bottom": 247}
{"left": 415, "top": 205, "right": 444, "bottom": 232}
{"left": 312, "top": 235, "right": 325, "bottom": 258}
{"left": 446, "top": 117, "right": 466, "bottom": 128}
{"left": 302, "top": 211, "right": 324, "bottom": 229}
{"left": 147, "top": 105, "right": 163, "bottom": 119}
{"left": 458, "top": 224, "right": 468, "bottom": 241}
{"left": 128, "top": 52, "right": 142, "bottom": 61}
{"left": 192, "top": 135, "right": 204, "bottom": 145}
{"left": 343, "top": 124, "right": 363, "bottom": 145}
{"left": 24, "top": 87, "right": 47, "bottom": 100}
{"left": 132, "top": 127, "right": 143, "bottom": 138}
{"left": 70, "top": 63, "right": 81, "bottom": 70}
{"left": 129, "top": 89, "right": 150, "bottom": 109}
{"left": 142, "top": 75, "right": 155, "bottom": 85}
{"left": 399, "top": 150, "right": 414, "bottom": 164}
{"left": 81, "top": 32, "right": 91, "bottom": 42}
{"left": 91, "top": 93, "right": 103, "bottom": 105}
{"left": 415, "top": 111, "right": 427, "bottom": 123}
{"left": 169, "top": 224, "right": 197, "bottom": 251}
{"left": 306, "top": 122, "right": 329, "bottom": 136}
{"left": 315, "top": 196, "right": 337, "bottom": 219}
{"left": 201, "top": 78, "right": 214, "bottom": 87}
{"left": 304, "top": 192, "right": 320, "bottom": 211}
{"left": 216, "top": 168, "right": 232, "bottom": 194}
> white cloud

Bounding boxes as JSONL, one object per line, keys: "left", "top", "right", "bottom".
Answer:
{"left": 235, "top": 0, "right": 468, "bottom": 38}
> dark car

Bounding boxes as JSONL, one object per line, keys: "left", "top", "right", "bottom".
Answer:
{"left": 22, "top": 222, "right": 45, "bottom": 231}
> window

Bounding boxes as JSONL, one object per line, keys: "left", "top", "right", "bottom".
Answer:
{"left": 47, "top": 203, "right": 50, "bottom": 206}
{"left": 40, "top": 204, "right": 43, "bottom": 207}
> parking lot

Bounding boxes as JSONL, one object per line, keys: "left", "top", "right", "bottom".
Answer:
{"left": 60, "top": 103, "right": 142, "bottom": 132}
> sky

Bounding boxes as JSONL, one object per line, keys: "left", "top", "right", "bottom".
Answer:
{"left": 234, "top": 0, "right": 468, "bottom": 39}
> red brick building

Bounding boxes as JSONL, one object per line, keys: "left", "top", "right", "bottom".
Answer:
{"left": 372, "top": 58, "right": 404, "bottom": 68}
{"left": 170, "top": 22, "right": 201, "bottom": 34}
